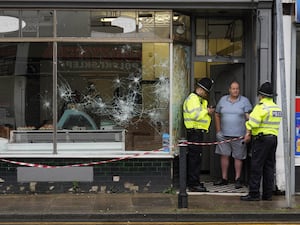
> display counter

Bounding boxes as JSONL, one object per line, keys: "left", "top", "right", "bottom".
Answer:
{"left": 0, "top": 129, "right": 124, "bottom": 155}
{"left": 10, "top": 129, "right": 124, "bottom": 143}
{"left": 0, "top": 129, "right": 172, "bottom": 159}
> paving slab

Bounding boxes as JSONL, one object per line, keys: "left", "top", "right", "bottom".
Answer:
{"left": 0, "top": 193, "right": 298, "bottom": 222}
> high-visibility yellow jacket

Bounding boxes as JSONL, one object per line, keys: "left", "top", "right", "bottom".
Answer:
{"left": 246, "top": 98, "right": 282, "bottom": 136}
{"left": 183, "top": 93, "right": 211, "bottom": 131}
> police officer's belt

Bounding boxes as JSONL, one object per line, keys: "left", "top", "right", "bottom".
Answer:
{"left": 252, "top": 133, "right": 276, "bottom": 140}
{"left": 187, "top": 128, "right": 206, "bottom": 133}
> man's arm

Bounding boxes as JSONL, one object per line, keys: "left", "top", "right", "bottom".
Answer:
{"left": 215, "top": 112, "right": 221, "bottom": 133}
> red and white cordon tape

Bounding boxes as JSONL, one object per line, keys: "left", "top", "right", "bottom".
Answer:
{"left": 179, "top": 136, "right": 244, "bottom": 146}
{"left": 0, "top": 136, "right": 244, "bottom": 168}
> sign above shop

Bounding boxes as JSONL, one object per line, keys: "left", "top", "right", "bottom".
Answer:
{"left": 297, "top": 0, "right": 300, "bottom": 23}
{"left": 295, "top": 98, "right": 300, "bottom": 156}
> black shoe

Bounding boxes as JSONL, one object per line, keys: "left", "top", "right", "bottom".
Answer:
{"left": 189, "top": 185, "right": 207, "bottom": 192}
{"left": 240, "top": 194, "right": 260, "bottom": 201}
{"left": 262, "top": 196, "right": 272, "bottom": 201}
{"left": 213, "top": 179, "right": 228, "bottom": 186}
{"left": 235, "top": 178, "right": 243, "bottom": 189}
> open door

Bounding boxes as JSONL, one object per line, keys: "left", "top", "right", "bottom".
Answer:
{"left": 202, "top": 63, "right": 245, "bottom": 180}
{"left": 211, "top": 63, "right": 244, "bottom": 105}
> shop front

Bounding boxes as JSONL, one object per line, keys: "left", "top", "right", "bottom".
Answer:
{"left": 0, "top": 0, "right": 277, "bottom": 193}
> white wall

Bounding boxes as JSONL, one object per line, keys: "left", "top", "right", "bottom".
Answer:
{"left": 282, "top": 0, "right": 295, "bottom": 3}
{"left": 276, "top": 15, "right": 292, "bottom": 191}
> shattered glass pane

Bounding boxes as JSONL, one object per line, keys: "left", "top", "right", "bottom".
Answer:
{"left": 57, "top": 42, "right": 170, "bottom": 151}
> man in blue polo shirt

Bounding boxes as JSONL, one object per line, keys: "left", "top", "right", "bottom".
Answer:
{"left": 213, "top": 81, "right": 252, "bottom": 189}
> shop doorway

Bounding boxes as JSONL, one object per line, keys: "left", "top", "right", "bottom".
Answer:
{"left": 191, "top": 14, "right": 252, "bottom": 188}
{"left": 208, "top": 63, "right": 246, "bottom": 180}
{"left": 196, "top": 62, "right": 245, "bottom": 176}
{"left": 198, "top": 63, "right": 250, "bottom": 192}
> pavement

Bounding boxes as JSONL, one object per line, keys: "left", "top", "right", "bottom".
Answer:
{"left": 0, "top": 192, "right": 299, "bottom": 222}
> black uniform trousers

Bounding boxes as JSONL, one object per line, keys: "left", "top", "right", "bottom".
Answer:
{"left": 186, "top": 129, "right": 204, "bottom": 187}
{"left": 249, "top": 135, "right": 277, "bottom": 198}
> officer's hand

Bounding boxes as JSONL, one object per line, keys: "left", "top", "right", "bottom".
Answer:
{"left": 208, "top": 106, "right": 215, "bottom": 115}
{"left": 244, "top": 133, "right": 251, "bottom": 143}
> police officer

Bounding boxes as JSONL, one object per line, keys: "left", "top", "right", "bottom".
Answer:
{"left": 240, "top": 82, "right": 282, "bottom": 201}
{"left": 183, "top": 77, "right": 214, "bottom": 192}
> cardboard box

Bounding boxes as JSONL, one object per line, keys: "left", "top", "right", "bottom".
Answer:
{"left": 0, "top": 126, "right": 10, "bottom": 139}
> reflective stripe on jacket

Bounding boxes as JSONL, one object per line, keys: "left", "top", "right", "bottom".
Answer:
{"left": 183, "top": 93, "right": 211, "bottom": 131}
{"left": 245, "top": 98, "right": 282, "bottom": 136}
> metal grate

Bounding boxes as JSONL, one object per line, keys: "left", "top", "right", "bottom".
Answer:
{"left": 10, "top": 130, "right": 125, "bottom": 143}
{"left": 205, "top": 181, "right": 248, "bottom": 194}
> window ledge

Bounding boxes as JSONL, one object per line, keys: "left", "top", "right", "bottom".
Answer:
{"left": 0, "top": 151, "right": 174, "bottom": 159}
{"left": 0, "top": 138, "right": 174, "bottom": 158}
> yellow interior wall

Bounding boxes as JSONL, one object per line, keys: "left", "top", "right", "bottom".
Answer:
{"left": 142, "top": 43, "right": 169, "bottom": 80}
{"left": 142, "top": 43, "right": 155, "bottom": 80}
{"left": 194, "top": 62, "right": 207, "bottom": 79}
{"left": 194, "top": 61, "right": 228, "bottom": 80}
{"left": 154, "top": 43, "right": 169, "bottom": 78}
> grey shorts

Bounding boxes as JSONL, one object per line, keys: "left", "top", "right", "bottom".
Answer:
{"left": 215, "top": 131, "right": 247, "bottom": 160}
